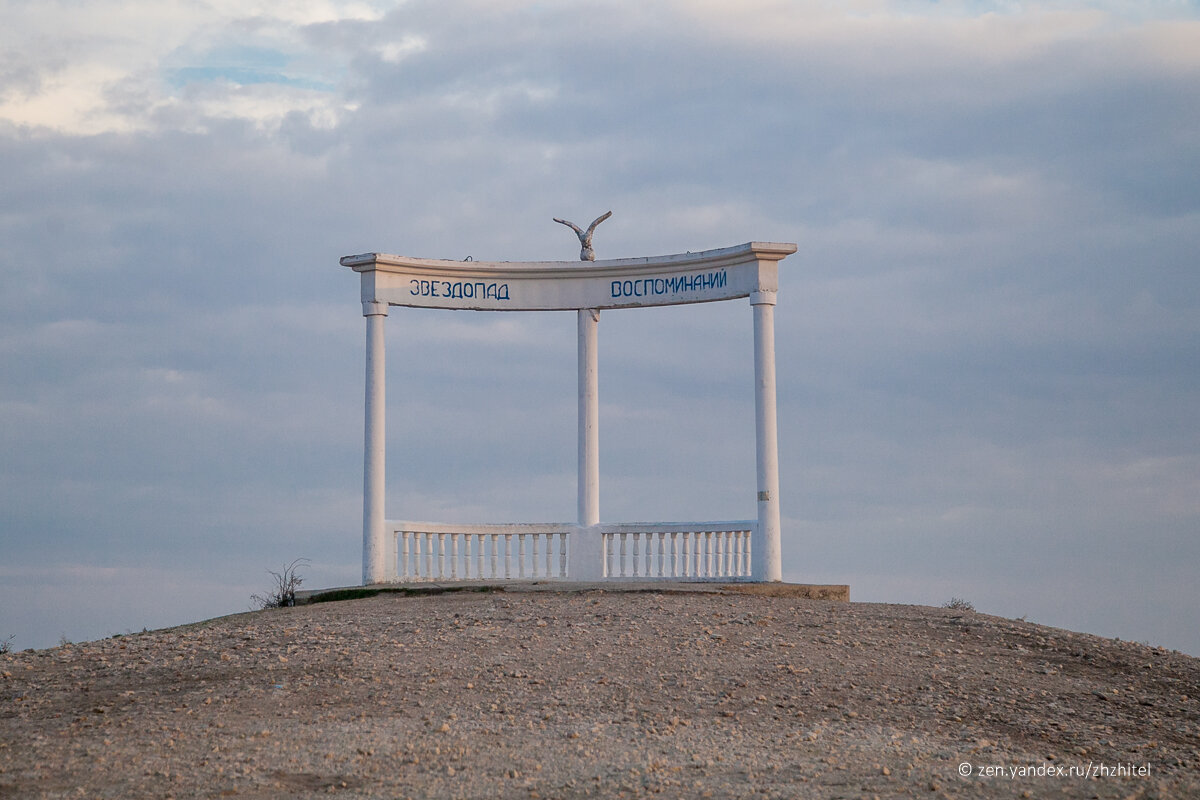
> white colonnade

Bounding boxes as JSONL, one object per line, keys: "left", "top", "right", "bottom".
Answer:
{"left": 344, "top": 242, "right": 797, "bottom": 585}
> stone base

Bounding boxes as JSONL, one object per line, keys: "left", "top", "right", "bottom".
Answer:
{"left": 295, "top": 580, "right": 849, "bottom": 605}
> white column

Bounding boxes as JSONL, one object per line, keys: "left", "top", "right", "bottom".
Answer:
{"left": 568, "top": 308, "right": 604, "bottom": 581}
{"left": 362, "top": 300, "right": 389, "bottom": 585}
{"left": 751, "top": 291, "right": 782, "bottom": 581}
{"left": 578, "top": 308, "right": 600, "bottom": 527}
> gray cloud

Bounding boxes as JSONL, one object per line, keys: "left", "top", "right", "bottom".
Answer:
{"left": 2, "top": 1, "right": 1198, "bottom": 654}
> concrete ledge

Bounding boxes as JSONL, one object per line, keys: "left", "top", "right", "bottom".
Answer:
{"left": 295, "top": 580, "right": 849, "bottom": 605}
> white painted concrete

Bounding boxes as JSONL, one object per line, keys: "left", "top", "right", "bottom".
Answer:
{"left": 345, "top": 241, "right": 797, "bottom": 585}
{"left": 578, "top": 308, "right": 600, "bottom": 528}
{"left": 362, "top": 301, "right": 388, "bottom": 585}
{"left": 751, "top": 292, "right": 783, "bottom": 582}
{"left": 342, "top": 242, "right": 794, "bottom": 312}
{"left": 382, "top": 520, "right": 757, "bottom": 583}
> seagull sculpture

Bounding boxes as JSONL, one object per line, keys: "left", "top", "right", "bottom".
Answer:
{"left": 553, "top": 211, "right": 612, "bottom": 261}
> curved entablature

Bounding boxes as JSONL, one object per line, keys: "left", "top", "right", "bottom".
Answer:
{"left": 341, "top": 241, "right": 797, "bottom": 311}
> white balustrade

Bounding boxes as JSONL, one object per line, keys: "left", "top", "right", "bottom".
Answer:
{"left": 597, "top": 522, "right": 754, "bottom": 580}
{"left": 391, "top": 523, "right": 573, "bottom": 582}
{"left": 387, "top": 520, "right": 756, "bottom": 583}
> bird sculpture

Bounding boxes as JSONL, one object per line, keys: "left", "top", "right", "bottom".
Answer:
{"left": 553, "top": 211, "right": 612, "bottom": 261}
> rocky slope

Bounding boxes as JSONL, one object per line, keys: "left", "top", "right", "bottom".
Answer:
{"left": 2, "top": 587, "right": 1197, "bottom": 799}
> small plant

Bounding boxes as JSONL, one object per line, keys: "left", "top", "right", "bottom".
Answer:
{"left": 251, "top": 558, "right": 310, "bottom": 609}
{"left": 942, "top": 597, "right": 976, "bottom": 613}
{"left": 0, "top": 634, "right": 14, "bottom": 654}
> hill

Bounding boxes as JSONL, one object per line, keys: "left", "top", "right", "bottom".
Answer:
{"left": 2, "top": 586, "right": 1197, "bottom": 798}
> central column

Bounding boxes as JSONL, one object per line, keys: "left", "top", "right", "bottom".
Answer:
{"left": 362, "top": 300, "right": 389, "bottom": 585}
{"left": 577, "top": 308, "right": 600, "bottom": 527}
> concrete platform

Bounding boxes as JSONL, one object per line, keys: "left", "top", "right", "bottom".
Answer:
{"left": 294, "top": 580, "right": 849, "bottom": 605}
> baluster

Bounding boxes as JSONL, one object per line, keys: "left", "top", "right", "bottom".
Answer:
{"left": 489, "top": 534, "right": 498, "bottom": 579}
{"left": 715, "top": 532, "right": 724, "bottom": 577}
{"left": 518, "top": 534, "right": 526, "bottom": 579}
{"left": 463, "top": 535, "right": 471, "bottom": 579}
{"left": 477, "top": 534, "right": 485, "bottom": 579}
{"left": 401, "top": 532, "right": 410, "bottom": 580}
{"left": 670, "top": 532, "right": 678, "bottom": 577}
{"left": 530, "top": 534, "right": 539, "bottom": 578}
{"left": 503, "top": 534, "right": 512, "bottom": 579}
{"left": 645, "top": 532, "right": 653, "bottom": 576}
{"left": 559, "top": 532, "right": 568, "bottom": 578}
{"left": 618, "top": 533, "right": 627, "bottom": 578}
{"left": 657, "top": 533, "right": 665, "bottom": 578}
{"left": 632, "top": 533, "right": 640, "bottom": 577}
{"left": 449, "top": 534, "right": 458, "bottom": 580}
{"left": 603, "top": 534, "right": 612, "bottom": 578}
{"left": 544, "top": 534, "right": 552, "bottom": 578}
{"left": 695, "top": 532, "right": 703, "bottom": 577}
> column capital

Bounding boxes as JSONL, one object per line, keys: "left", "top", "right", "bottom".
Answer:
{"left": 750, "top": 290, "right": 777, "bottom": 306}
{"left": 362, "top": 300, "right": 389, "bottom": 316}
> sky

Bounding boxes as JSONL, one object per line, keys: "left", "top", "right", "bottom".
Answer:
{"left": 1, "top": 0, "right": 1198, "bottom": 655}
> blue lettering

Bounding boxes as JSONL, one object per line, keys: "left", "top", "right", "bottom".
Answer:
{"left": 609, "top": 270, "right": 728, "bottom": 300}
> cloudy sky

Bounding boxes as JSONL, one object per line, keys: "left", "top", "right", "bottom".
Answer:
{"left": 1, "top": 0, "right": 1197, "bottom": 655}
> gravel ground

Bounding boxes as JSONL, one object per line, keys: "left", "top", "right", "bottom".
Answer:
{"left": 2, "top": 587, "right": 1198, "bottom": 799}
